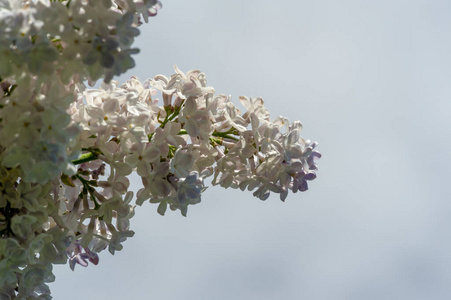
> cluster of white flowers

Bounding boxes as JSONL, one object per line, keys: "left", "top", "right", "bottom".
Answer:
{"left": 0, "top": 0, "right": 320, "bottom": 298}
{"left": 0, "top": 0, "right": 162, "bottom": 184}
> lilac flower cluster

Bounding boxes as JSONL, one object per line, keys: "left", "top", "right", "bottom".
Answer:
{"left": 0, "top": 0, "right": 161, "bottom": 298}
{"left": 0, "top": 0, "right": 162, "bottom": 185}
{"left": 0, "top": 1, "right": 320, "bottom": 299}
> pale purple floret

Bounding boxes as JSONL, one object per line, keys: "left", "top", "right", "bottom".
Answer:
{"left": 308, "top": 151, "right": 322, "bottom": 171}
{"left": 68, "top": 243, "right": 99, "bottom": 271}
{"left": 293, "top": 171, "right": 317, "bottom": 193}
{"left": 176, "top": 172, "right": 204, "bottom": 216}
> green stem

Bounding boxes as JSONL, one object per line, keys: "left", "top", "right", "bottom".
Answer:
{"left": 212, "top": 131, "right": 239, "bottom": 142}
{"left": 176, "top": 129, "right": 239, "bottom": 142}
{"left": 159, "top": 106, "right": 173, "bottom": 128}
{"left": 209, "top": 137, "right": 222, "bottom": 147}
{"left": 72, "top": 152, "right": 97, "bottom": 165}
{"left": 159, "top": 103, "right": 183, "bottom": 128}
{"left": 71, "top": 148, "right": 103, "bottom": 165}
{"left": 75, "top": 175, "right": 100, "bottom": 210}
{"left": 168, "top": 110, "right": 180, "bottom": 122}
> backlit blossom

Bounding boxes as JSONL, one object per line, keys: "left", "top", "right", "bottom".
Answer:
{"left": 0, "top": 1, "right": 320, "bottom": 297}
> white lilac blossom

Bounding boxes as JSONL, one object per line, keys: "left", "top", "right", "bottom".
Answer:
{"left": 0, "top": 1, "right": 320, "bottom": 298}
{"left": 76, "top": 67, "right": 320, "bottom": 208}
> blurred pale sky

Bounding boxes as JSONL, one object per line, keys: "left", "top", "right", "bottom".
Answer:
{"left": 52, "top": 1, "right": 451, "bottom": 299}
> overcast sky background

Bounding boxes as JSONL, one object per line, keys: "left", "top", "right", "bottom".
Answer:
{"left": 52, "top": 1, "right": 451, "bottom": 299}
